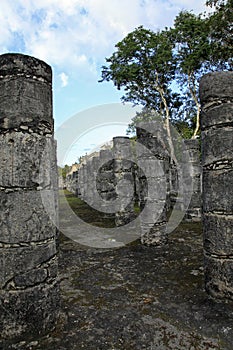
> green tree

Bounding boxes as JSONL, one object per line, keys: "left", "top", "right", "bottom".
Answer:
{"left": 100, "top": 2, "right": 231, "bottom": 143}
{"left": 126, "top": 108, "right": 162, "bottom": 135}
{"left": 206, "top": 0, "right": 233, "bottom": 69}
{"left": 173, "top": 11, "right": 211, "bottom": 138}
{"left": 100, "top": 26, "right": 181, "bottom": 162}
{"left": 58, "top": 164, "right": 70, "bottom": 180}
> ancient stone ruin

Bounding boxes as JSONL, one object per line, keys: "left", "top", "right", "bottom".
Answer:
{"left": 113, "top": 137, "right": 135, "bottom": 227}
{"left": 0, "top": 53, "right": 60, "bottom": 339}
{"left": 200, "top": 71, "right": 233, "bottom": 301}
{"left": 65, "top": 121, "right": 202, "bottom": 246}
{"left": 135, "top": 123, "right": 169, "bottom": 245}
{"left": 183, "top": 139, "right": 202, "bottom": 222}
{"left": 0, "top": 52, "right": 232, "bottom": 347}
{"left": 65, "top": 72, "right": 233, "bottom": 302}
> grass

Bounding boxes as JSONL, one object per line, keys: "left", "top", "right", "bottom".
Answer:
{"left": 59, "top": 190, "right": 116, "bottom": 228}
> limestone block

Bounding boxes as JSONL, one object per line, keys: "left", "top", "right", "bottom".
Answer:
{"left": 137, "top": 158, "right": 164, "bottom": 178}
{"left": 202, "top": 126, "right": 233, "bottom": 166}
{"left": 204, "top": 254, "right": 233, "bottom": 300}
{"left": 186, "top": 192, "right": 202, "bottom": 208}
{"left": 0, "top": 53, "right": 53, "bottom": 132}
{"left": 199, "top": 71, "right": 233, "bottom": 104}
{"left": 114, "top": 159, "right": 133, "bottom": 173}
{"left": 0, "top": 190, "right": 57, "bottom": 244}
{"left": 203, "top": 213, "right": 233, "bottom": 256}
{"left": 202, "top": 169, "right": 233, "bottom": 213}
{"left": 0, "top": 132, "right": 56, "bottom": 189}
{"left": 0, "top": 241, "right": 56, "bottom": 288}
{"left": 0, "top": 78, "right": 52, "bottom": 130}
{"left": 140, "top": 202, "right": 166, "bottom": 225}
{"left": 0, "top": 53, "right": 52, "bottom": 80}
{"left": 201, "top": 104, "right": 233, "bottom": 129}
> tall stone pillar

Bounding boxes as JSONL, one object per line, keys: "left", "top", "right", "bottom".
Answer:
{"left": 78, "top": 164, "right": 84, "bottom": 200}
{"left": 136, "top": 123, "right": 168, "bottom": 246}
{"left": 0, "top": 54, "right": 60, "bottom": 339}
{"left": 113, "top": 137, "right": 135, "bottom": 226}
{"left": 96, "top": 149, "right": 116, "bottom": 217}
{"left": 80, "top": 163, "right": 87, "bottom": 200}
{"left": 200, "top": 71, "right": 233, "bottom": 300}
{"left": 183, "top": 139, "right": 202, "bottom": 222}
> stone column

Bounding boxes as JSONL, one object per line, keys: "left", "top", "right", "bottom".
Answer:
{"left": 77, "top": 164, "right": 84, "bottom": 200}
{"left": 183, "top": 139, "right": 202, "bottom": 222}
{"left": 96, "top": 149, "right": 116, "bottom": 217}
{"left": 80, "top": 163, "right": 87, "bottom": 201}
{"left": 87, "top": 157, "right": 97, "bottom": 207}
{"left": 0, "top": 53, "right": 60, "bottom": 339}
{"left": 200, "top": 71, "right": 233, "bottom": 300}
{"left": 113, "top": 137, "right": 135, "bottom": 226}
{"left": 136, "top": 123, "right": 168, "bottom": 245}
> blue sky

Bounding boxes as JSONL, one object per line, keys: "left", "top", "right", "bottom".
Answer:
{"left": 0, "top": 0, "right": 209, "bottom": 164}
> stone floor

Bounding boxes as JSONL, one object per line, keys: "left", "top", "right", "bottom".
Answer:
{"left": 1, "top": 193, "right": 233, "bottom": 350}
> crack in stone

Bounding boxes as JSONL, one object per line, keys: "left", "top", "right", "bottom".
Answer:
{"left": 204, "top": 251, "right": 233, "bottom": 260}
{"left": 203, "top": 159, "right": 233, "bottom": 171}
{"left": 0, "top": 238, "right": 56, "bottom": 248}
{"left": 2, "top": 277, "right": 58, "bottom": 292}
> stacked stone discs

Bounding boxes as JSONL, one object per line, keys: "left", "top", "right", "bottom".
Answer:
{"left": 113, "top": 137, "right": 135, "bottom": 226}
{"left": 0, "top": 54, "right": 60, "bottom": 338}
{"left": 200, "top": 71, "right": 233, "bottom": 300}
{"left": 183, "top": 139, "right": 202, "bottom": 222}
{"left": 136, "top": 122, "right": 168, "bottom": 246}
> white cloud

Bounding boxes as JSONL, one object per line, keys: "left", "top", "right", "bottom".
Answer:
{"left": 59, "top": 72, "right": 69, "bottom": 87}
{"left": 0, "top": 0, "right": 208, "bottom": 78}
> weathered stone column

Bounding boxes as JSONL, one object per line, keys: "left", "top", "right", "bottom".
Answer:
{"left": 80, "top": 163, "right": 87, "bottom": 200}
{"left": 77, "top": 164, "right": 84, "bottom": 200}
{"left": 183, "top": 139, "right": 202, "bottom": 222}
{"left": 113, "top": 137, "right": 135, "bottom": 226}
{"left": 96, "top": 149, "right": 116, "bottom": 217}
{"left": 84, "top": 158, "right": 92, "bottom": 204}
{"left": 200, "top": 71, "right": 233, "bottom": 300}
{"left": 136, "top": 123, "right": 168, "bottom": 245}
{"left": 0, "top": 53, "right": 60, "bottom": 339}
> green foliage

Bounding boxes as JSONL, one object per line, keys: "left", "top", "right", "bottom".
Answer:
{"left": 100, "top": 26, "right": 180, "bottom": 116}
{"left": 206, "top": 0, "right": 233, "bottom": 69}
{"left": 126, "top": 108, "right": 163, "bottom": 135}
{"left": 173, "top": 11, "right": 210, "bottom": 74}
{"left": 127, "top": 107, "right": 195, "bottom": 139}
{"left": 99, "top": 1, "right": 232, "bottom": 140}
{"left": 58, "top": 164, "right": 71, "bottom": 179}
{"left": 172, "top": 11, "right": 211, "bottom": 136}
{"left": 172, "top": 119, "right": 196, "bottom": 139}
{"left": 206, "top": 0, "right": 229, "bottom": 7}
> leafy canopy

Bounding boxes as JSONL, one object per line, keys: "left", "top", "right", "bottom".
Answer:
{"left": 100, "top": 26, "right": 181, "bottom": 117}
{"left": 99, "top": 1, "right": 232, "bottom": 138}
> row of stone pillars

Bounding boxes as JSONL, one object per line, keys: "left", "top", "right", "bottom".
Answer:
{"left": 0, "top": 53, "right": 232, "bottom": 341}
{"left": 73, "top": 137, "right": 136, "bottom": 226}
